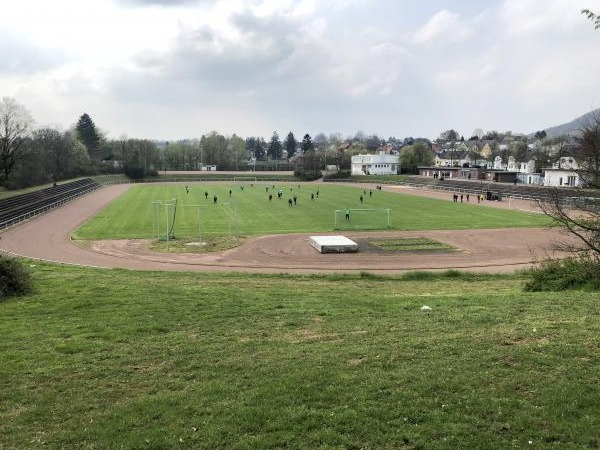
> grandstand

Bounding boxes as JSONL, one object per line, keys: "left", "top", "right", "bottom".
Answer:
{"left": 397, "top": 175, "right": 600, "bottom": 204}
{"left": 0, "top": 178, "right": 101, "bottom": 229}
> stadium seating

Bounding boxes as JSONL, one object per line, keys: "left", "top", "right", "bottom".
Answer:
{"left": 0, "top": 178, "right": 101, "bottom": 229}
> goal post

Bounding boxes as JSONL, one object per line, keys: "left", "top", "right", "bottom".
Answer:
{"left": 334, "top": 208, "right": 391, "bottom": 230}
{"left": 152, "top": 198, "right": 177, "bottom": 242}
{"left": 158, "top": 200, "right": 240, "bottom": 244}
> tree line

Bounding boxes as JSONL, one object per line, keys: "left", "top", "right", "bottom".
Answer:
{"left": 2, "top": 95, "right": 599, "bottom": 191}
{"left": 0, "top": 96, "right": 433, "bottom": 189}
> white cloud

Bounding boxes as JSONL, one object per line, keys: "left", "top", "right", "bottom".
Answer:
{"left": 411, "top": 10, "right": 473, "bottom": 45}
{"left": 0, "top": 0, "right": 598, "bottom": 140}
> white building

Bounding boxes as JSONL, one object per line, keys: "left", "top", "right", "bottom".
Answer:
{"left": 543, "top": 168, "right": 582, "bottom": 187}
{"left": 351, "top": 152, "right": 399, "bottom": 175}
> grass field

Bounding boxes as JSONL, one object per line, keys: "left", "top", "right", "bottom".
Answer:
{"left": 73, "top": 183, "right": 549, "bottom": 240}
{"left": 1, "top": 264, "right": 598, "bottom": 449}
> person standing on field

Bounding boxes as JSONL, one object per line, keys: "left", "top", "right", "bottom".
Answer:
{"left": 345, "top": 209, "right": 350, "bottom": 220}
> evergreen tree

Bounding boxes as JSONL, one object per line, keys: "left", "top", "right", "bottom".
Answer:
{"left": 301, "top": 133, "right": 314, "bottom": 154}
{"left": 267, "top": 131, "right": 282, "bottom": 160}
{"left": 76, "top": 113, "right": 101, "bottom": 160}
{"left": 284, "top": 132, "right": 297, "bottom": 159}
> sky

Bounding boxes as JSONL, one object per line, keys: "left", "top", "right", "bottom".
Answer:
{"left": 1, "top": 0, "right": 599, "bottom": 141}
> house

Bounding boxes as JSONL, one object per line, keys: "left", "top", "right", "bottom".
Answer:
{"left": 542, "top": 156, "right": 583, "bottom": 187}
{"left": 351, "top": 152, "right": 399, "bottom": 175}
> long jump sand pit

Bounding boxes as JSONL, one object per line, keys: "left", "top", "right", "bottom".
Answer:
{"left": 0, "top": 183, "right": 575, "bottom": 274}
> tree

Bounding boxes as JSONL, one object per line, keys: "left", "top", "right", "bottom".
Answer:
{"left": 536, "top": 113, "right": 600, "bottom": 262}
{"left": 267, "top": 131, "right": 282, "bottom": 160}
{"left": 75, "top": 113, "right": 101, "bottom": 160}
{"left": 300, "top": 133, "right": 314, "bottom": 154}
{"left": 572, "top": 114, "right": 600, "bottom": 188}
{"left": 400, "top": 143, "right": 434, "bottom": 173}
{"left": 438, "top": 129, "right": 459, "bottom": 143}
{"left": 200, "top": 132, "right": 228, "bottom": 167}
{"left": 228, "top": 134, "right": 246, "bottom": 170}
{"left": 0, "top": 97, "right": 33, "bottom": 183}
{"left": 510, "top": 140, "right": 528, "bottom": 164}
{"left": 365, "top": 135, "right": 382, "bottom": 152}
{"left": 32, "top": 128, "right": 73, "bottom": 181}
{"left": 582, "top": 9, "right": 600, "bottom": 29}
{"left": 284, "top": 132, "right": 297, "bottom": 159}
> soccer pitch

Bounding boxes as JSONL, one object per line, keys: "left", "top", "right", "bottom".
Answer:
{"left": 73, "top": 183, "right": 550, "bottom": 240}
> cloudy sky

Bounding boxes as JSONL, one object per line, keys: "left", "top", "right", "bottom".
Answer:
{"left": 1, "top": 0, "right": 599, "bottom": 141}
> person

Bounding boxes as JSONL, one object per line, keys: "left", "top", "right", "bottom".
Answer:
{"left": 311, "top": 193, "right": 315, "bottom": 201}
{"left": 316, "top": 190, "right": 319, "bottom": 198}
{"left": 229, "top": 189, "right": 232, "bottom": 197}
{"left": 268, "top": 193, "right": 272, "bottom": 201}
{"left": 369, "top": 189, "right": 372, "bottom": 198}
{"left": 213, "top": 195, "right": 217, "bottom": 205}
{"left": 460, "top": 194, "right": 463, "bottom": 203}
{"left": 185, "top": 186, "right": 189, "bottom": 194}
{"left": 204, "top": 191, "right": 208, "bottom": 200}
{"left": 293, "top": 195, "right": 297, "bottom": 205}
{"left": 466, "top": 194, "right": 470, "bottom": 202}
{"left": 345, "top": 209, "right": 350, "bottom": 220}
{"left": 288, "top": 198, "right": 293, "bottom": 207}
{"left": 360, "top": 195, "right": 363, "bottom": 204}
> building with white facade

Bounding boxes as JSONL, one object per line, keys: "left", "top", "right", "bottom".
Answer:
{"left": 543, "top": 156, "right": 583, "bottom": 187}
{"left": 351, "top": 152, "right": 399, "bottom": 175}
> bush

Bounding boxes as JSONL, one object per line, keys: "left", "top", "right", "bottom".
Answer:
{"left": 322, "top": 170, "right": 351, "bottom": 180}
{"left": 124, "top": 165, "right": 146, "bottom": 179}
{"left": 524, "top": 255, "right": 600, "bottom": 291}
{"left": 0, "top": 256, "right": 33, "bottom": 299}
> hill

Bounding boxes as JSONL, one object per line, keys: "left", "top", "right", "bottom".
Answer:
{"left": 538, "top": 108, "right": 600, "bottom": 138}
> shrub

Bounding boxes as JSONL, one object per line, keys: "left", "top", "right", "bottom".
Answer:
{"left": 524, "top": 255, "right": 600, "bottom": 291}
{"left": 0, "top": 256, "right": 33, "bottom": 299}
{"left": 124, "top": 165, "right": 146, "bottom": 179}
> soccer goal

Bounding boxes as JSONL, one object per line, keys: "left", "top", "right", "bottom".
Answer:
{"left": 152, "top": 198, "right": 178, "bottom": 242}
{"left": 178, "top": 201, "right": 240, "bottom": 245}
{"left": 334, "top": 208, "right": 392, "bottom": 230}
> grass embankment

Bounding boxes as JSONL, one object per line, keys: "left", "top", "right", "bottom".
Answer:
{"left": 1, "top": 264, "right": 598, "bottom": 449}
{"left": 73, "top": 183, "right": 549, "bottom": 240}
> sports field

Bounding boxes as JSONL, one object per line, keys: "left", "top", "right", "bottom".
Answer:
{"left": 73, "top": 183, "right": 549, "bottom": 240}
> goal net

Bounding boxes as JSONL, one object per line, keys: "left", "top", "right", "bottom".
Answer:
{"left": 334, "top": 208, "right": 391, "bottom": 230}
{"left": 152, "top": 199, "right": 177, "bottom": 241}
{"left": 174, "top": 201, "right": 239, "bottom": 244}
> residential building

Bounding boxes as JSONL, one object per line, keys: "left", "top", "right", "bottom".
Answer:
{"left": 351, "top": 152, "right": 399, "bottom": 175}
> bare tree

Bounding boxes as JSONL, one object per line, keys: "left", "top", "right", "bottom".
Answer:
{"left": 572, "top": 113, "right": 600, "bottom": 188}
{"left": 537, "top": 113, "right": 600, "bottom": 260}
{"left": 0, "top": 97, "right": 33, "bottom": 183}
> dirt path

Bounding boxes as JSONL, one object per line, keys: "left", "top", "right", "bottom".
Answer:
{"left": 0, "top": 183, "right": 573, "bottom": 274}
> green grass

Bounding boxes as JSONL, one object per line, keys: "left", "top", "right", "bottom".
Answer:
{"left": 1, "top": 263, "right": 599, "bottom": 449}
{"left": 369, "top": 237, "right": 457, "bottom": 252}
{"left": 73, "top": 183, "right": 549, "bottom": 240}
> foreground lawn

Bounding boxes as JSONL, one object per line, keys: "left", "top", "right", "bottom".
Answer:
{"left": 1, "top": 264, "right": 598, "bottom": 449}
{"left": 74, "top": 183, "right": 549, "bottom": 239}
